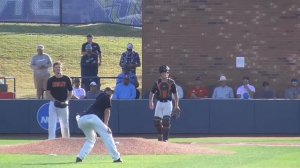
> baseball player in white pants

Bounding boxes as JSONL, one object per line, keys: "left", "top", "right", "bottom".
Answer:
{"left": 48, "top": 101, "right": 70, "bottom": 139}
{"left": 46, "top": 61, "right": 73, "bottom": 140}
{"left": 76, "top": 87, "right": 122, "bottom": 163}
{"left": 149, "top": 65, "right": 180, "bottom": 142}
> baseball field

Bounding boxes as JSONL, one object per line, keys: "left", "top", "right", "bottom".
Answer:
{"left": 1, "top": 136, "right": 300, "bottom": 168}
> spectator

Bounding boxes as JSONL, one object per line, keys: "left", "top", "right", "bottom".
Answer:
{"left": 116, "top": 68, "right": 137, "bottom": 86}
{"left": 30, "top": 45, "right": 53, "bottom": 99}
{"left": 212, "top": 75, "right": 234, "bottom": 99}
{"left": 81, "top": 34, "right": 101, "bottom": 66}
{"left": 284, "top": 78, "right": 300, "bottom": 99}
{"left": 72, "top": 78, "right": 86, "bottom": 99}
{"left": 119, "top": 43, "right": 141, "bottom": 75}
{"left": 81, "top": 44, "right": 99, "bottom": 91}
{"left": 186, "top": 77, "right": 210, "bottom": 99}
{"left": 113, "top": 75, "right": 136, "bottom": 99}
{"left": 256, "top": 81, "right": 276, "bottom": 99}
{"left": 85, "top": 81, "right": 101, "bottom": 99}
{"left": 172, "top": 83, "right": 184, "bottom": 99}
{"left": 237, "top": 76, "right": 255, "bottom": 99}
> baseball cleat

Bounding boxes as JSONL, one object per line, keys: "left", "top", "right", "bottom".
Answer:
{"left": 113, "top": 158, "right": 123, "bottom": 163}
{"left": 76, "top": 157, "right": 82, "bottom": 163}
{"left": 158, "top": 135, "right": 163, "bottom": 141}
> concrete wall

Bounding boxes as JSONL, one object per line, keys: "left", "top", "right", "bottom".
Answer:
{"left": 142, "top": 0, "right": 300, "bottom": 98}
{"left": 0, "top": 99, "right": 300, "bottom": 135}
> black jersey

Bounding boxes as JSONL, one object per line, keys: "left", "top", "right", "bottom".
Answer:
{"left": 151, "top": 78, "right": 177, "bottom": 101}
{"left": 81, "top": 42, "right": 101, "bottom": 55}
{"left": 82, "top": 92, "right": 112, "bottom": 121}
{"left": 47, "top": 75, "right": 73, "bottom": 102}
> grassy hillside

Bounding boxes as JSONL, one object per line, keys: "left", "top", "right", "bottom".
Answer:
{"left": 0, "top": 23, "right": 142, "bottom": 98}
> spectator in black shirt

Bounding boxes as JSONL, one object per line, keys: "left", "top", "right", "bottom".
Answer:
{"left": 81, "top": 44, "right": 100, "bottom": 91}
{"left": 81, "top": 34, "right": 101, "bottom": 66}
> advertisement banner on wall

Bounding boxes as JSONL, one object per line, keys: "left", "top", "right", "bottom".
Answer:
{"left": 0, "top": 0, "right": 142, "bottom": 26}
{"left": 36, "top": 103, "right": 60, "bottom": 131}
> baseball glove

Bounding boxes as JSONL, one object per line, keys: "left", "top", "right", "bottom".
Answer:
{"left": 171, "top": 107, "right": 181, "bottom": 119}
{"left": 54, "top": 100, "right": 68, "bottom": 108}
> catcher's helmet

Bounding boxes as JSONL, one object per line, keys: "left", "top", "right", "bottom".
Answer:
{"left": 159, "top": 65, "right": 170, "bottom": 73}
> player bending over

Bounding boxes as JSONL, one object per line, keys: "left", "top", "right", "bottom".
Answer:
{"left": 75, "top": 87, "right": 122, "bottom": 163}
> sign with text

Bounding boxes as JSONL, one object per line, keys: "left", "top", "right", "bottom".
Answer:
{"left": 0, "top": 0, "right": 142, "bottom": 26}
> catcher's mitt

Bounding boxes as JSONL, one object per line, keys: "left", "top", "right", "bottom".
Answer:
{"left": 171, "top": 107, "right": 181, "bottom": 119}
{"left": 54, "top": 100, "right": 68, "bottom": 108}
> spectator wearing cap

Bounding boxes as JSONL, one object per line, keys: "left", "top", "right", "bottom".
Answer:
{"left": 81, "top": 44, "right": 100, "bottom": 91}
{"left": 81, "top": 34, "right": 101, "bottom": 66}
{"left": 212, "top": 75, "right": 234, "bottom": 99}
{"left": 85, "top": 81, "right": 101, "bottom": 99}
{"left": 71, "top": 78, "right": 86, "bottom": 99}
{"left": 30, "top": 44, "right": 53, "bottom": 99}
{"left": 119, "top": 43, "right": 141, "bottom": 75}
{"left": 237, "top": 76, "right": 255, "bottom": 99}
{"left": 113, "top": 75, "right": 136, "bottom": 99}
{"left": 116, "top": 68, "right": 138, "bottom": 86}
{"left": 284, "top": 78, "right": 300, "bottom": 99}
{"left": 256, "top": 81, "right": 276, "bottom": 99}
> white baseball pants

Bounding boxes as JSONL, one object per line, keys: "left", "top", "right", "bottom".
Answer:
{"left": 77, "top": 114, "right": 120, "bottom": 161}
{"left": 155, "top": 101, "right": 173, "bottom": 118}
{"left": 48, "top": 101, "right": 70, "bottom": 140}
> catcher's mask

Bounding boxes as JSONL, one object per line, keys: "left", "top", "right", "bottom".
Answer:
{"left": 159, "top": 65, "right": 170, "bottom": 73}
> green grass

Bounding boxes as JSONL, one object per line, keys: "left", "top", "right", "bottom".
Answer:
{"left": 1, "top": 137, "right": 300, "bottom": 168}
{"left": 0, "top": 23, "right": 142, "bottom": 98}
{"left": 170, "top": 137, "right": 300, "bottom": 144}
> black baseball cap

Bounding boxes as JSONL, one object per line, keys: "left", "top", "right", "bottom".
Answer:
{"left": 86, "top": 34, "right": 94, "bottom": 38}
{"left": 104, "top": 87, "right": 114, "bottom": 93}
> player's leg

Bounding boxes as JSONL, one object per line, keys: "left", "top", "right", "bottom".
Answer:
{"left": 57, "top": 105, "right": 70, "bottom": 138}
{"left": 93, "top": 115, "right": 121, "bottom": 161}
{"left": 48, "top": 101, "right": 58, "bottom": 140}
{"left": 161, "top": 101, "right": 173, "bottom": 142}
{"left": 154, "top": 101, "right": 164, "bottom": 141}
{"left": 77, "top": 115, "right": 97, "bottom": 161}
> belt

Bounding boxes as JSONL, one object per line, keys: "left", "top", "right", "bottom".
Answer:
{"left": 158, "top": 99, "right": 171, "bottom": 102}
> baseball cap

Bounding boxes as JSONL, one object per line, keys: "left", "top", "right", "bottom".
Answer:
{"left": 127, "top": 43, "right": 133, "bottom": 49}
{"left": 86, "top": 34, "right": 94, "bottom": 38}
{"left": 219, "top": 75, "right": 227, "bottom": 81}
{"left": 89, "top": 81, "right": 97, "bottom": 86}
{"left": 104, "top": 87, "right": 114, "bottom": 93}
{"left": 85, "top": 44, "right": 93, "bottom": 50}
{"left": 291, "top": 78, "right": 298, "bottom": 82}
{"left": 37, "top": 45, "right": 44, "bottom": 50}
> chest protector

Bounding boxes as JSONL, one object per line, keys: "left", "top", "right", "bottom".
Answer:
{"left": 156, "top": 79, "right": 173, "bottom": 99}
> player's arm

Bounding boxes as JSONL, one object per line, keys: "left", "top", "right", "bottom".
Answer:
{"left": 103, "top": 107, "right": 111, "bottom": 126}
{"left": 66, "top": 77, "right": 73, "bottom": 101}
{"left": 149, "top": 82, "right": 157, "bottom": 110}
{"left": 171, "top": 83, "right": 179, "bottom": 108}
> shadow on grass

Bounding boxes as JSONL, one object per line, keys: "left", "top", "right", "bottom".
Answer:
{"left": 0, "top": 23, "right": 141, "bottom": 37}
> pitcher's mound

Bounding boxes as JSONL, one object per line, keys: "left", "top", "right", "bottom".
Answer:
{"left": 0, "top": 137, "right": 230, "bottom": 155}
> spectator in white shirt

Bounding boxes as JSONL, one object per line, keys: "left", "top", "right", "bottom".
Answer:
{"left": 72, "top": 78, "right": 86, "bottom": 99}
{"left": 237, "top": 76, "right": 255, "bottom": 99}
